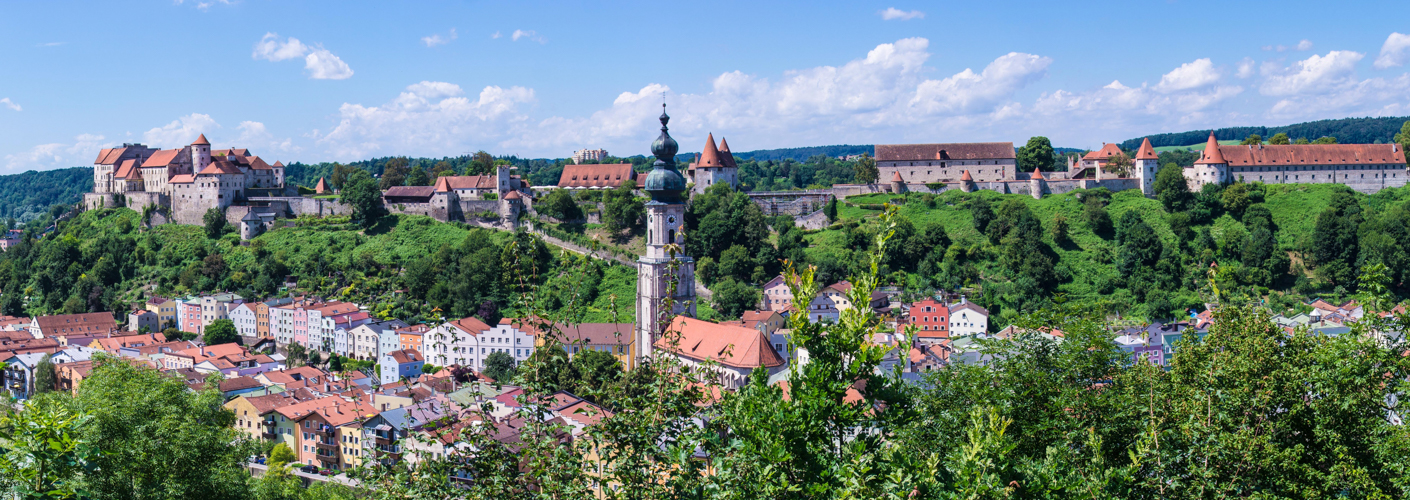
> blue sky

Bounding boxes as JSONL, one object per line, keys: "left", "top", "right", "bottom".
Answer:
{"left": 3, "top": 0, "right": 1410, "bottom": 172}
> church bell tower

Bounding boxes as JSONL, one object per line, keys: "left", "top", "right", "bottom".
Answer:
{"left": 635, "top": 104, "right": 697, "bottom": 367}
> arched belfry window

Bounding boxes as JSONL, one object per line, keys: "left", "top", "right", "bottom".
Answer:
{"left": 668, "top": 229, "right": 676, "bottom": 244}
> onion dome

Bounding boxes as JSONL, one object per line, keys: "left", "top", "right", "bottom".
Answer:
{"left": 643, "top": 103, "right": 687, "bottom": 202}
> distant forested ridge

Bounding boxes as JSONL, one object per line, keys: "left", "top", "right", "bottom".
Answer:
{"left": 0, "top": 167, "right": 92, "bottom": 222}
{"left": 728, "top": 144, "right": 874, "bottom": 162}
{"left": 1122, "top": 116, "right": 1410, "bottom": 149}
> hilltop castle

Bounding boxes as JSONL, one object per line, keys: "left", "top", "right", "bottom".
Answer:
{"left": 1180, "top": 132, "right": 1406, "bottom": 193}
{"left": 85, "top": 135, "right": 293, "bottom": 225}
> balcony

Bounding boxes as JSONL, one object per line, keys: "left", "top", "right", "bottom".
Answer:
{"left": 316, "top": 441, "right": 337, "bottom": 451}
{"left": 261, "top": 430, "right": 277, "bottom": 439}
{"left": 313, "top": 425, "right": 335, "bottom": 436}
{"left": 261, "top": 420, "right": 276, "bottom": 428}
{"left": 374, "top": 435, "right": 394, "bottom": 446}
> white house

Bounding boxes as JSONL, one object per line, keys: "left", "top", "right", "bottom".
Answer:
{"left": 948, "top": 299, "right": 989, "bottom": 337}
{"left": 229, "top": 303, "right": 258, "bottom": 338}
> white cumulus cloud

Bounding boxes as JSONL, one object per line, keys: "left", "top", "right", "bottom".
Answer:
{"left": 422, "top": 28, "right": 457, "bottom": 47}
{"left": 1, "top": 98, "right": 20, "bottom": 111}
{"left": 144, "top": 113, "right": 220, "bottom": 147}
{"left": 911, "top": 52, "right": 1052, "bottom": 115}
{"left": 1296, "top": 39, "right": 1313, "bottom": 51}
{"left": 305, "top": 48, "right": 353, "bottom": 80}
{"left": 1260, "top": 50, "right": 1364, "bottom": 96}
{"left": 4, "top": 133, "right": 112, "bottom": 173}
{"left": 880, "top": 7, "right": 924, "bottom": 20}
{"left": 252, "top": 33, "right": 308, "bottom": 61}
{"left": 1236, "top": 58, "right": 1256, "bottom": 79}
{"left": 510, "top": 29, "right": 545, "bottom": 43}
{"left": 253, "top": 33, "right": 353, "bottom": 80}
{"left": 1155, "top": 58, "right": 1221, "bottom": 92}
{"left": 1374, "top": 32, "right": 1410, "bottom": 69}
{"left": 316, "top": 81, "right": 536, "bottom": 159}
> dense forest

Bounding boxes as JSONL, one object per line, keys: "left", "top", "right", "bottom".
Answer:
{"left": 1121, "top": 116, "right": 1410, "bottom": 149}
{"left": 0, "top": 167, "right": 92, "bottom": 222}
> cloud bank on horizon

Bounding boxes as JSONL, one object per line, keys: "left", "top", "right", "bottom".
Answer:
{"left": 7, "top": 31, "right": 1410, "bottom": 172}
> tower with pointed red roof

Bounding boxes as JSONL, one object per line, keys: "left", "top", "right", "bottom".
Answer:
{"left": 689, "top": 133, "right": 739, "bottom": 195}
{"left": 1134, "top": 137, "right": 1159, "bottom": 197}
{"left": 1189, "top": 132, "right": 1229, "bottom": 190}
{"left": 1028, "top": 168, "right": 1046, "bottom": 199}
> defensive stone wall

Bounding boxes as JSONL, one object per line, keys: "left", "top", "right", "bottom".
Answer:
{"left": 387, "top": 202, "right": 433, "bottom": 217}
{"left": 124, "top": 192, "right": 166, "bottom": 213}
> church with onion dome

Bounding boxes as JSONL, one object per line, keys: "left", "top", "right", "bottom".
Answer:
{"left": 634, "top": 104, "right": 699, "bottom": 366}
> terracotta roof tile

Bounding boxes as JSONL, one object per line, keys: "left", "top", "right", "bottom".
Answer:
{"left": 717, "top": 137, "right": 737, "bottom": 168}
{"left": 557, "top": 163, "right": 635, "bottom": 189}
{"left": 876, "top": 142, "right": 1015, "bottom": 161}
{"left": 141, "top": 149, "right": 183, "bottom": 168}
{"left": 1195, "top": 132, "right": 1227, "bottom": 165}
{"left": 960, "top": 170, "right": 973, "bottom": 181}
{"left": 656, "top": 316, "right": 784, "bottom": 369}
{"left": 192, "top": 134, "right": 210, "bottom": 146}
{"left": 1215, "top": 143, "right": 1405, "bottom": 166}
{"left": 1081, "top": 143, "right": 1125, "bottom": 161}
{"left": 1136, "top": 138, "right": 1158, "bottom": 160}
{"left": 697, "top": 133, "right": 723, "bottom": 167}
{"left": 1030, "top": 168, "right": 1044, "bottom": 180}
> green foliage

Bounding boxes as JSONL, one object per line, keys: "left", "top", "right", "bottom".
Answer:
{"left": 824, "top": 198, "right": 838, "bottom": 222}
{"left": 203, "top": 208, "right": 227, "bottom": 239}
{"left": 1121, "top": 115, "right": 1409, "bottom": 149}
{"left": 537, "top": 189, "right": 583, "bottom": 221}
{"left": 267, "top": 442, "right": 296, "bottom": 469}
{"left": 34, "top": 354, "right": 56, "bottom": 394}
{"left": 1314, "top": 136, "right": 1339, "bottom": 144}
{"left": 0, "top": 399, "right": 96, "bottom": 499}
{"left": 853, "top": 153, "right": 878, "bottom": 184}
{"left": 1240, "top": 133, "right": 1263, "bottom": 145}
{"left": 62, "top": 356, "right": 254, "bottom": 499}
{"left": 404, "top": 165, "right": 429, "bottom": 187}
{"left": 339, "top": 169, "right": 384, "bottom": 226}
{"left": 1017, "top": 136, "right": 1056, "bottom": 172}
{"left": 710, "top": 278, "right": 759, "bottom": 319}
{"left": 970, "top": 196, "right": 994, "bottom": 234}
{"left": 1269, "top": 132, "right": 1292, "bottom": 145}
{"left": 1154, "top": 163, "right": 1192, "bottom": 212}
{"left": 203, "top": 318, "right": 239, "bottom": 345}
{"left": 601, "top": 183, "right": 644, "bottom": 236}
{"left": 0, "top": 167, "right": 91, "bottom": 222}
{"left": 483, "top": 350, "right": 517, "bottom": 382}
{"left": 686, "top": 184, "right": 775, "bottom": 276}
{"left": 378, "top": 157, "right": 409, "bottom": 189}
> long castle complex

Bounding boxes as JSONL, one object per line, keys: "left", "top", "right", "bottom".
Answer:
{"left": 863, "top": 132, "right": 1407, "bottom": 200}
{"left": 85, "top": 135, "right": 293, "bottom": 225}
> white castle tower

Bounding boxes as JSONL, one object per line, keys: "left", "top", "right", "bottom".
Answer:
{"left": 190, "top": 134, "right": 212, "bottom": 172}
{"left": 1134, "top": 137, "right": 1159, "bottom": 197}
{"left": 635, "top": 104, "right": 697, "bottom": 367}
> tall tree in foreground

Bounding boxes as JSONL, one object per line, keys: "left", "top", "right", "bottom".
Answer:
{"left": 340, "top": 169, "right": 385, "bottom": 226}
{"left": 1018, "top": 136, "right": 1056, "bottom": 172}
{"left": 34, "top": 353, "right": 56, "bottom": 394}
{"left": 203, "top": 319, "right": 239, "bottom": 346}
{"left": 853, "top": 153, "right": 878, "bottom": 184}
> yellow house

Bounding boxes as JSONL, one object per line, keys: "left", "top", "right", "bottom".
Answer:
{"left": 146, "top": 297, "right": 178, "bottom": 330}
{"left": 225, "top": 392, "right": 311, "bottom": 445}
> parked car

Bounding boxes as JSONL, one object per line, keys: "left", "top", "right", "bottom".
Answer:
{"left": 300, "top": 465, "right": 317, "bottom": 474}
{"left": 319, "top": 469, "right": 334, "bottom": 476}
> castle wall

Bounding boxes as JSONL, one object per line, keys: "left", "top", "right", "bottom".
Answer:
{"left": 124, "top": 192, "right": 166, "bottom": 213}
{"left": 1221, "top": 164, "right": 1408, "bottom": 194}
{"left": 878, "top": 158, "right": 1017, "bottom": 183}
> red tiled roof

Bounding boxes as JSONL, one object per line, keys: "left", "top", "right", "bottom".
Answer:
{"left": 387, "top": 349, "right": 423, "bottom": 364}
{"left": 34, "top": 313, "right": 116, "bottom": 336}
{"left": 115, "top": 160, "right": 140, "bottom": 180}
{"left": 717, "top": 137, "right": 737, "bottom": 168}
{"left": 142, "top": 149, "right": 183, "bottom": 168}
{"left": 558, "top": 163, "right": 635, "bottom": 189}
{"left": 656, "top": 316, "right": 784, "bottom": 369}
{"left": 383, "top": 186, "right": 435, "bottom": 198}
{"left": 1195, "top": 132, "right": 1227, "bottom": 165}
{"left": 697, "top": 133, "right": 724, "bottom": 168}
{"left": 1081, "top": 143, "right": 1124, "bottom": 161}
{"left": 504, "top": 190, "right": 522, "bottom": 200}
{"left": 1030, "top": 168, "right": 1044, "bottom": 180}
{"left": 1136, "top": 138, "right": 1158, "bottom": 160}
{"left": 446, "top": 317, "right": 491, "bottom": 336}
{"left": 192, "top": 134, "right": 210, "bottom": 146}
{"left": 170, "top": 174, "right": 194, "bottom": 184}
{"left": 439, "top": 175, "right": 498, "bottom": 190}
{"left": 876, "top": 142, "right": 1015, "bottom": 161}
{"left": 891, "top": 171, "right": 904, "bottom": 182}
{"left": 960, "top": 170, "right": 973, "bottom": 181}
{"left": 1214, "top": 143, "right": 1406, "bottom": 166}
{"left": 198, "top": 160, "right": 244, "bottom": 176}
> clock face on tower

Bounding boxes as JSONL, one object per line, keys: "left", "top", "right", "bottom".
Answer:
{"left": 667, "top": 216, "right": 676, "bottom": 224}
